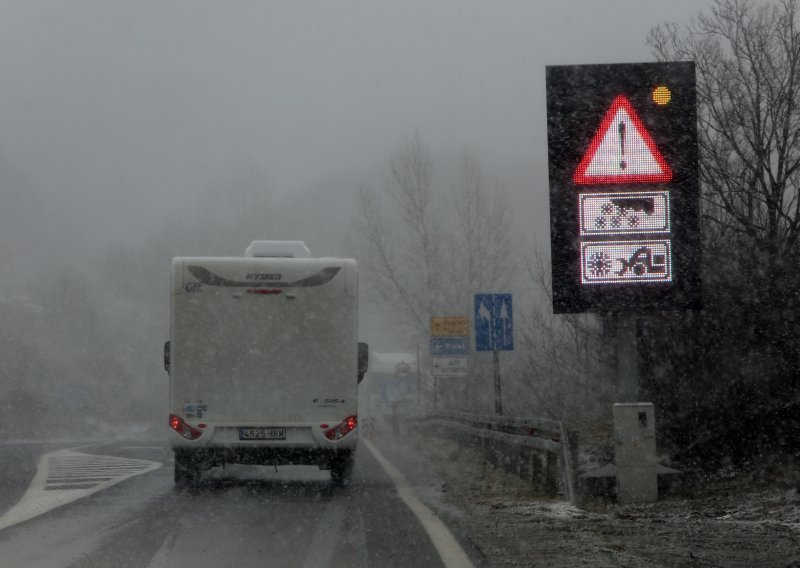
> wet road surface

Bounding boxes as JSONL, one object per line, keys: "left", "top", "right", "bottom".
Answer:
{"left": 0, "top": 440, "right": 476, "bottom": 567}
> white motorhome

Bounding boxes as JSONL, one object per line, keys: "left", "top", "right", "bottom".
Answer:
{"left": 165, "top": 241, "right": 367, "bottom": 486}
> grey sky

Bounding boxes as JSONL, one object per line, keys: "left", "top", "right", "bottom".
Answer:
{"left": 0, "top": 0, "right": 702, "bottom": 253}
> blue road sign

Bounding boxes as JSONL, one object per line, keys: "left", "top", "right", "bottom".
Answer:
{"left": 474, "top": 294, "right": 514, "bottom": 351}
{"left": 431, "top": 337, "right": 470, "bottom": 357}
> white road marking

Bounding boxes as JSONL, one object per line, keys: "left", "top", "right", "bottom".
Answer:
{"left": 0, "top": 448, "right": 162, "bottom": 531}
{"left": 146, "top": 533, "right": 177, "bottom": 568}
{"left": 363, "top": 440, "right": 474, "bottom": 568}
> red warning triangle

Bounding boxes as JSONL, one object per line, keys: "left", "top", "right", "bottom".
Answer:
{"left": 573, "top": 95, "right": 672, "bottom": 185}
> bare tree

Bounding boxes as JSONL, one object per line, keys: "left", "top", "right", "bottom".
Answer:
{"left": 646, "top": 0, "right": 800, "bottom": 463}
{"left": 354, "top": 135, "right": 439, "bottom": 338}
{"left": 449, "top": 153, "right": 515, "bottom": 296}
{"left": 353, "top": 136, "right": 518, "bottom": 344}
{"left": 513, "top": 244, "right": 614, "bottom": 427}
{"left": 649, "top": 0, "right": 800, "bottom": 285}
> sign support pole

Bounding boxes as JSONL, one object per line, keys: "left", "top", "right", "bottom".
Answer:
{"left": 416, "top": 345, "right": 421, "bottom": 415}
{"left": 616, "top": 316, "right": 639, "bottom": 402}
{"left": 493, "top": 350, "right": 503, "bottom": 415}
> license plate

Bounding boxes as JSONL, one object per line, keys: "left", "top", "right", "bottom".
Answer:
{"left": 239, "top": 427, "right": 287, "bottom": 440}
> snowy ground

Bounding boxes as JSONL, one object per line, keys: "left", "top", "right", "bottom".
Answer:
{"left": 373, "top": 430, "right": 800, "bottom": 567}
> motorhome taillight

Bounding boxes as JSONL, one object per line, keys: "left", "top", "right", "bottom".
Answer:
{"left": 324, "top": 415, "right": 357, "bottom": 441}
{"left": 169, "top": 414, "right": 203, "bottom": 440}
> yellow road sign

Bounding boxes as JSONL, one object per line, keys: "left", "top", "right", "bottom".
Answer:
{"left": 431, "top": 316, "right": 469, "bottom": 337}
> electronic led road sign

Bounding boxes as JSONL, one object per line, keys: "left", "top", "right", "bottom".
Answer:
{"left": 546, "top": 62, "right": 700, "bottom": 314}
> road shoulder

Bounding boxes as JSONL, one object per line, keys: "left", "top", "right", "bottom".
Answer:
{"left": 368, "top": 430, "right": 800, "bottom": 567}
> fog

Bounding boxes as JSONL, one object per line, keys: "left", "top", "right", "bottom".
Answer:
{"left": 0, "top": 1, "right": 699, "bottom": 248}
{"left": 3, "top": 3, "right": 800, "bottom": 565}
{"left": 0, "top": 1, "right": 703, "bottom": 436}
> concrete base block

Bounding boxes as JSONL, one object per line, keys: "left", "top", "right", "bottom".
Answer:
{"left": 617, "top": 464, "right": 657, "bottom": 504}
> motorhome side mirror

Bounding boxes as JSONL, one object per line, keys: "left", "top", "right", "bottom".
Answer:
{"left": 357, "top": 342, "right": 369, "bottom": 383}
{"left": 164, "top": 341, "right": 171, "bottom": 374}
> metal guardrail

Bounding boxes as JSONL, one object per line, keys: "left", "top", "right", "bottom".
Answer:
{"left": 416, "top": 411, "right": 576, "bottom": 504}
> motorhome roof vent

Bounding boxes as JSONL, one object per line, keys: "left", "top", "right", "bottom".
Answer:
{"left": 245, "top": 241, "right": 311, "bottom": 258}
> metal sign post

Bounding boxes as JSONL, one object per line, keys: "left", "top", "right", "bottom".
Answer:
{"left": 615, "top": 316, "right": 640, "bottom": 403}
{"left": 475, "top": 294, "right": 514, "bottom": 416}
{"left": 416, "top": 345, "right": 421, "bottom": 414}
{"left": 492, "top": 350, "right": 503, "bottom": 415}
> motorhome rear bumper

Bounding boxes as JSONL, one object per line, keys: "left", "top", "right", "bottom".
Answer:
{"left": 173, "top": 445, "right": 354, "bottom": 468}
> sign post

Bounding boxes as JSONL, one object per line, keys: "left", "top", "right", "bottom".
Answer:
{"left": 430, "top": 316, "right": 470, "bottom": 412}
{"left": 430, "top": 337, "right": 469, "bottom": 377}
{"left": 546, "top": 62, "right": 699, "bottom": 503}
{"left": 546, "top": 60, "right": 700, "bottom": 399}
{"left": 474, "top": 294, "right": 514, "bottom": 415}
{"left": 615, "top": 317, "right": 639, "bottom": 403}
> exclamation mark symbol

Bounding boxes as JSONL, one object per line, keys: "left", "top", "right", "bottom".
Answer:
{"left": 618, "top": 121, "right": 626, "bottom": 170}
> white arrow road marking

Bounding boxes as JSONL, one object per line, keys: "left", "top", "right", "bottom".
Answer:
{"left": 0, "top": 448, "right": 162, "bottom": 531}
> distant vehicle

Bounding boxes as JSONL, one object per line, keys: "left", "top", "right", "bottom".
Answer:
{"left": 165, "top": 241, "right": 368, "bottom": 486}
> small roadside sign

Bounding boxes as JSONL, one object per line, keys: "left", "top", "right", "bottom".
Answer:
{"left": 386, "top": 378, "right": 412, "bottom": 402}
{"left": 431, "top": 316, "right": 469, "bottom": 337}
{"left": 431, "top": 317, "right": 470, "bottom": 382}
{"left": 433, "top": 357, "right": 468, "bottom": 378}
{"left": 431, "top": 337, "right": 469, "bottom": 357}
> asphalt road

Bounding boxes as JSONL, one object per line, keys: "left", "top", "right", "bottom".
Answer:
{"left": 0, "top": 439, "right": 476, "bottom": 568}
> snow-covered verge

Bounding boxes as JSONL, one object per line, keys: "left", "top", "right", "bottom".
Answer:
{"left": 372, "top": 431, "right": 800, "bottom": 567}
